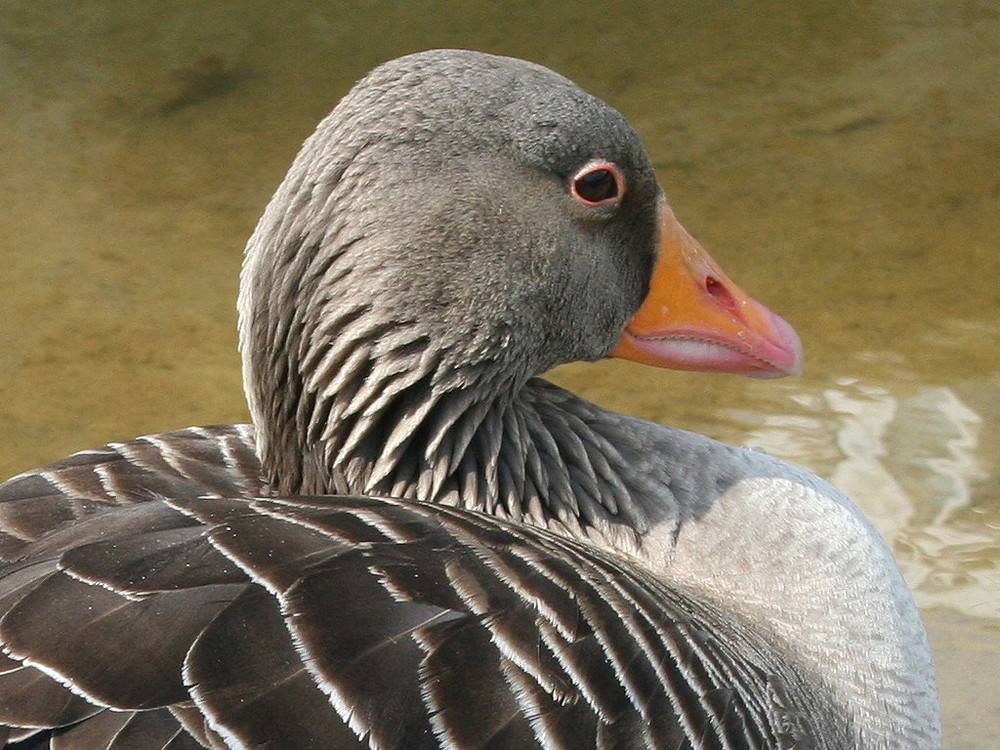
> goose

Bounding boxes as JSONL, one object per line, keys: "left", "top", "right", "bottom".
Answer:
{"left": 0, "top": 49, "right": 940, "bottom": 749}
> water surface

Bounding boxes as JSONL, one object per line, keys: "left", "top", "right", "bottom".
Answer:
{"left": 1, "top": 1, "right": 997, "bottom": 745}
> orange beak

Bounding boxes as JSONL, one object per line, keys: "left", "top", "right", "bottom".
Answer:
{"left": 610, "top": 203, "right": 803, "bottom": 378}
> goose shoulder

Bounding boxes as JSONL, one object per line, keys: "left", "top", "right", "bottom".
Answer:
{"left": 0, "top": 424, "right": 260, "bottom": 558}
{"left": 0, "top": 479, "right": 849, "bottom": 749}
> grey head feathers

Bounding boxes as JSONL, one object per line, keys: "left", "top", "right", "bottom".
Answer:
{"left": 239, "top": 50, "right": 662, "bottom": 504}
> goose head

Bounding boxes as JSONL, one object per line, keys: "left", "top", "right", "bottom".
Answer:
{"left": 238, "top": 49, "right": 802, "bottom": 497}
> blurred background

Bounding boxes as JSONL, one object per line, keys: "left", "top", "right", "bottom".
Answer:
{"left": 0, "top": 1, "right": 997, "bottom": 745}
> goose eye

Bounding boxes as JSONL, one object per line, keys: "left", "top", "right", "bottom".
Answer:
{"left": 571, "top": 162, "right": 625, "bottom": 207}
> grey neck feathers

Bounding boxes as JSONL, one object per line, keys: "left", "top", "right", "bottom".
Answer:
{"left": 253, "top": 309, "right": 656, "bottom": 557}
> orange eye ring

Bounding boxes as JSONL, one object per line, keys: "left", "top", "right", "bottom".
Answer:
{"left": 570, "top": 160, "right": 626, "bottom": 207}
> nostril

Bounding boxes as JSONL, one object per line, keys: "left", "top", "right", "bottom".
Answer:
{"left": 705, "top": 276, "right": 739, "bottom": 312}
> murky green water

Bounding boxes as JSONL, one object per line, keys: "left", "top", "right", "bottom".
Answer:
{"left": 1, "top": 1, "right": 997, "bottom": 746}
